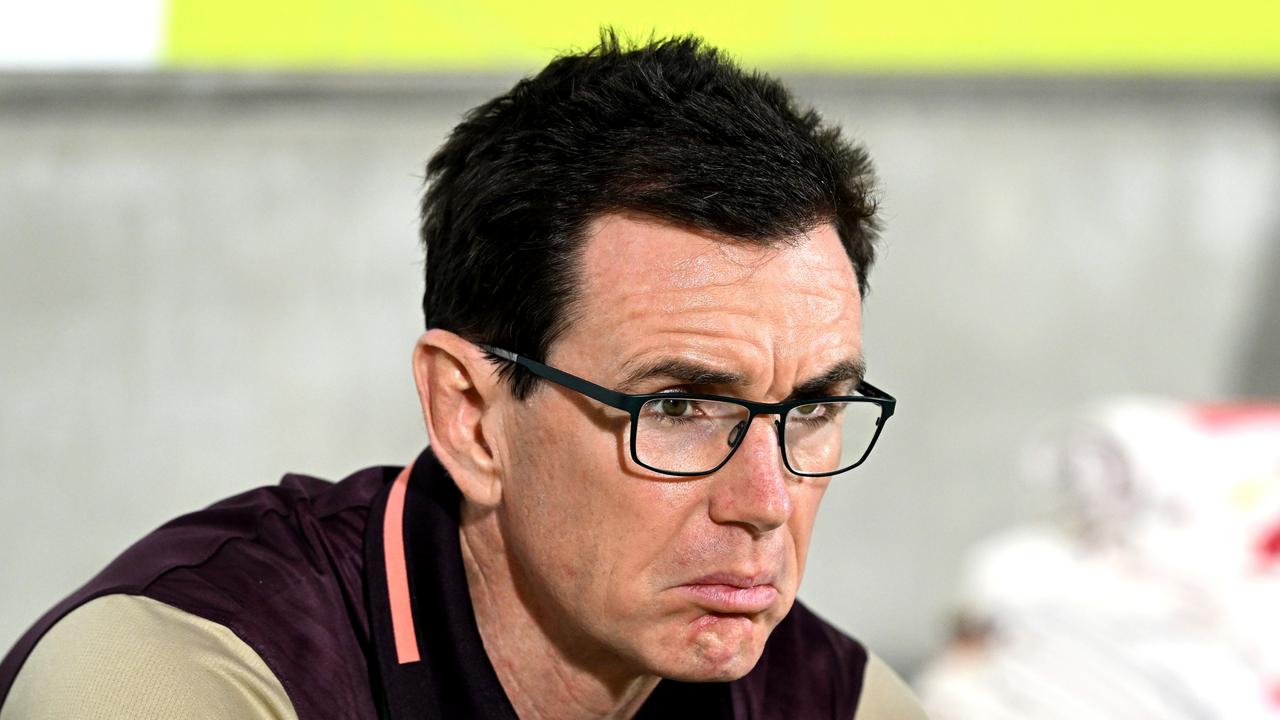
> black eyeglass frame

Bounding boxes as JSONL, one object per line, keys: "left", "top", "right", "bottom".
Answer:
{"left": 481, "top": 345, "right": 897, "bottom": 478}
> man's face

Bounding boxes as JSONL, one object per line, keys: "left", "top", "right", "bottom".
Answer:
{"left": 493, "top": 213, "right": 863, "bottom": 681}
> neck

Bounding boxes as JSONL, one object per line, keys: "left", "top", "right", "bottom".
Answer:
{"left": 458, "top": 505, "right": 660, "bottom": 720}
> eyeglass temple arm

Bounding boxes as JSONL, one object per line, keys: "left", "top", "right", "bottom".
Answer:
{"left": 480, "top": 345, "right": 631, "bottom": 410}
{"left": 857, "top": 380, "right": 897, "bottom": 417}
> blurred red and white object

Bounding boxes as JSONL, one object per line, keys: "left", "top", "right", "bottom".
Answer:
{"left": 917, "top": 399, "right": 1280, "bottom": 719}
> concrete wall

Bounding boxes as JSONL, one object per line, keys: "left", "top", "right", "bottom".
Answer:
{"left": 2, "top": 73, "right": 1278, "bottom": 675}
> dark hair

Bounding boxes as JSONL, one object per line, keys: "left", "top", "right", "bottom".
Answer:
{"left": 421, "top": 31, "right": 880, "bottom": 398}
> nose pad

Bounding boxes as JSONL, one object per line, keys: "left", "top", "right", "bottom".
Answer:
{"left": 727, "top": 420, "right": 747, "bottom": 448}
{"left": 726, "top": 418, "right": 785, "bottom": 448}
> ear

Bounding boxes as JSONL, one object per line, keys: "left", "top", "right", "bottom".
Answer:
{"left": 412, "top": 329, "right": 506, "bottom": 508}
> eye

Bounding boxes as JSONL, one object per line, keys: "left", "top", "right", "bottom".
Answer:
{"left": 794, "top": 403, "right": 822, "bottom": 417}
{"left": 657, "top": 398, "right": 693, "bottom": 417}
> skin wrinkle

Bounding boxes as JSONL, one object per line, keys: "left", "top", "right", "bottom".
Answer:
{"left": 599, "top": 212, "right": 813, "bottom": 293}
{"left": 444, "top": 213, "right": 862, "bottom": 720}
{"left": 615, "top": 295, "right": 842, "bottom": 352}
{"left": 605, "top": 235, "right": 854, "bottom": 403}
{"left": 609, "top": 302, "right": 853, "bottom": 404}
{"left": 664, "top": 240, "right": 782, "bottom": 292}
{"left": 464, "top": 493, "right": 656, "bottom": 719}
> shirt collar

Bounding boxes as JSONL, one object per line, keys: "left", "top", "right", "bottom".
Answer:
{"left": 365, "top": 448, "right": 518, "bottom": 719}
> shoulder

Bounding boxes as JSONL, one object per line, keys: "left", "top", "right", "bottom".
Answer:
{"left": 855, "top": 652, "right": 928, "bottom": 720}
{"left": 1, "top": 465, "right": 398, "bottom": 720}
{"left": 0, "top": 594, "right": 296, "bottom": 720}
{"left": 76, "top": 466, "right": 391, "bottom": 607}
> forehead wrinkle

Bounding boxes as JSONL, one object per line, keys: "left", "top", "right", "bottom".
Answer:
{"left": 609, "top": 324, "right": 858, "bottom": 400}
{"left": 664, "top": 240, "right": 789, "bottom": 291}
{"left": 600, "top": 285, "right": 859, "bottom": 388}
{"left": 610, "top": 270, "right": 855, "bottom": 325}
{"left": 605, "top": 329, "right": 768, "bottom": 390}
{"left": 663, "top": 236, "right": 852, "bottom": 298}
{"left": 579, "top": 220, "right": 854, "bottom": 321}
{"left": 622, "top": 290, "right": 854, "bottom": 353}
{"left": 614, "top": 326, "right": 773, "bottom": 367}
{"left": 571, "top": 217, "right": 862, "bottom": 390}
{"left": 615, "top": 310, "right": 779, "bottom": 368}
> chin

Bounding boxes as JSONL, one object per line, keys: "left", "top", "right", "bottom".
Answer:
{"left": 649, "top": 614, "right": 771, "bottom": 682}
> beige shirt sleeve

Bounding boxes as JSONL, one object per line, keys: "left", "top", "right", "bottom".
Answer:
{"left": 855, "top": 652, "right": 929, "bottom": 720}
{"left": 1, "top": 594, "right": 297, "bottom": 720}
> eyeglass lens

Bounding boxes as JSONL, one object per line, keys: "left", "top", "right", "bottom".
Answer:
{"left": 634, "top": 398, "right": 881, "bottom": 475}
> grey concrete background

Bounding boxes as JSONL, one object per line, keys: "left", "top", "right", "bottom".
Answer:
{"left": 2, "top": 73, "right": 1278, "bottom": 677}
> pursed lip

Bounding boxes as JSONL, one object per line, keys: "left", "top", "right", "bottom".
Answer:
{"left": 677, "top": 572, "right": 780, "bottom": 614}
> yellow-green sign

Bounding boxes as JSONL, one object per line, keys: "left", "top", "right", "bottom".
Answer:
{"left": 166, "top": 0, "right": 1280, "bottom": 73}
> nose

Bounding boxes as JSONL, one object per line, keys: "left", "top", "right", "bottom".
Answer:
{"left": 708, "top": 415, "right": 793, "bottom": 534}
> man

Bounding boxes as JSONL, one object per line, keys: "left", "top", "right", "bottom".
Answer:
{"left": 0, "top": 34, "right": 924, "bottom": 719}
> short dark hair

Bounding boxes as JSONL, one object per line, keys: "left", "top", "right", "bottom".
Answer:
{"left": 421, "top": 31, "right": 880, "bottom": 398}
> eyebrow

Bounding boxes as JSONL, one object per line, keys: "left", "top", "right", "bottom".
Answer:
{"left": 615, "top": 356, "right": 866, "bottom": 397}
{"left": 789, "top": 359, "right": 866, "bottom": 398}
{"left": 617, "top": 359, "right": 746, "bottom": 393}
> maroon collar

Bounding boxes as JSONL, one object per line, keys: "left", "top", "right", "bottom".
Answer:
{"left": 365, "top": 448, "right": 520, "bottom": 719}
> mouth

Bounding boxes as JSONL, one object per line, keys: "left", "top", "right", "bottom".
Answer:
{"left": 676, "top": 572, "right": 780, "bottom": 614}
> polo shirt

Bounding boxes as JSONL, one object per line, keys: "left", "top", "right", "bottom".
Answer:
{"left": 0, "top": 449, "right": 924, "bottom": 719}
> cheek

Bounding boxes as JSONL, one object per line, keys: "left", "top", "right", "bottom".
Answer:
{"left": 501, "top": 409, "right": 604, "bottom": 582}
{"left": 786, "top": 481, "right": 829, "bottom": 583}
{"left": 498, "top": 398, "right": 692, "bottom": 607}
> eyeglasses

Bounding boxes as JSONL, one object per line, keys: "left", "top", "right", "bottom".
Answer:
{"left": 481, "top": 345, "right": 896, "bottom": 478}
